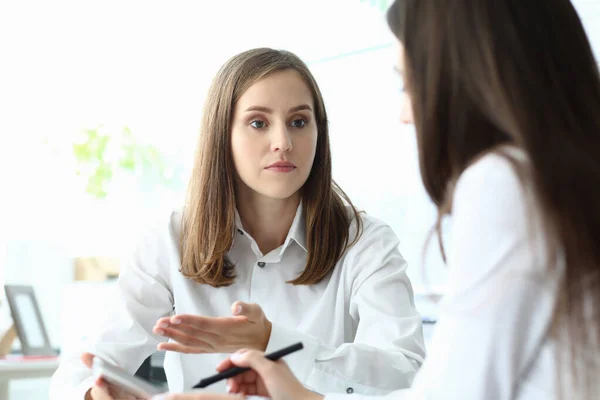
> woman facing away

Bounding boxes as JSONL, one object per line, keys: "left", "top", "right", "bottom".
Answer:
{"left": 49, "top": 48, "right": 426, "bottom": 399}
{"left": 160, "top": 0, "right": 600, "bottom": 399}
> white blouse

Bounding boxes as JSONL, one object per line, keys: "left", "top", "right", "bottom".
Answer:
{"left": 326, "top": 152, "right": 562, "bottom": 400}
{"left": 50, "top": 204, "right": 425, "bottom": 399}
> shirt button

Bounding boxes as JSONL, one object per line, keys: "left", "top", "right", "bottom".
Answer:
{"left": 346, "top": 388, "right": 354, "bottom": 394}
{"left": 257, "top": 262, "right": 266, "bottom": 268}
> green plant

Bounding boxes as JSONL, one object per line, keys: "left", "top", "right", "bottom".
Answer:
{"left": 73, "top": 125, "right": 177, "bottom": 198}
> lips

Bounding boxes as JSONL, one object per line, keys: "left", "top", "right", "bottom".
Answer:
{"left": 265, "top": 161, "right": 296, "bottom": 172}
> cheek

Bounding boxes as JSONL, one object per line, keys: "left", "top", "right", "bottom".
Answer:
{"left": 296, "top": 132, "right": 318, "bottom": 166}
{"left": 230, "top": 134, "right": 243, "bottom": 167}
{"left": 230, "top": 131, "right": 256, "bottom": 175}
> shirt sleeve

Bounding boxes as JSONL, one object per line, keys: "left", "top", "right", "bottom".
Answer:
{"left": 49, "top": 218, "right": 176, "bottom": 400}
{"left": 267, "top": 222, "right": 426, "bottom": 395}
{"left": 324, "top": 154, "right": 558, "bottom": 400}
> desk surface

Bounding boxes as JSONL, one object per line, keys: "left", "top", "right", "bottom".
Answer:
{"left": 0, "top": 357, "right": 59, "bottom": 379}
{"left": 0, "top": 357, "right": 59, "bottom": 400}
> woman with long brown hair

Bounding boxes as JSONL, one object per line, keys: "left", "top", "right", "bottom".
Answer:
{"left": 49, "top": 48, "right": 425, "bottom": 400}
{"left": 162, "top": 0, "right": 600, "bottom": 399}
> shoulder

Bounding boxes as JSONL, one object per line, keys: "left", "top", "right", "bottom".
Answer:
{"left": 345, "top": 205, "right": 400, "bottom": 249}
{"left": 114, "top": 210, "right": 183, "bottom": 294}
{"left": 127, "top": 209, "right": 183, "bottom": 269}
{"left": 342, "top": 206, "right": 405, "bottom": 275}
{"left": 453, "top": 148, "right": 531, "bottom": 218}
{"left": 137, "top": 209, "right": 182, "bottom": 246}
{"left": 338, "top": 208, "right": 408, "bottom": 295}
{"left": 449, "top": 148, "right": 550, "bottom": 279}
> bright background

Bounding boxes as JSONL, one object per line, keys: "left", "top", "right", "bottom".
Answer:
{"left": 1, "top": 0, "right": 599, "bottom": 397}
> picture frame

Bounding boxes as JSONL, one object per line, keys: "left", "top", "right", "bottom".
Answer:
{"left": 4, "top": 285, "right": 56, "bottom": 356}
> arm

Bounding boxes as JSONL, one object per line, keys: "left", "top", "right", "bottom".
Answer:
{"left": 266, "top": 223, "right": 425, "bottom": 395}
{"left": 326, "top": 155, "right": 557, "bottom": 400}
{"left": 50, "top": 218, "right": 176, "bottom": 399}
{"left": 401, "top": 156, "right": 557, "bottom": 400}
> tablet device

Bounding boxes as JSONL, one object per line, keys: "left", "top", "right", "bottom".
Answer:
{"left": 92, "top": 356, "right": 163, "bottom": 397}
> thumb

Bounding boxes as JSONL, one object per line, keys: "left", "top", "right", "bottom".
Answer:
{"left": 80, "top": 352, "right": 95, "bottom": 369}
{"left": 231, "top": 301, "right": 263, "bottom": 320}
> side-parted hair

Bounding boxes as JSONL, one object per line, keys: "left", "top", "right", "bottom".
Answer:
{"left": 180, "top": 48, "right": 362, "bottom": 288}
{"left": 388, "top": 0, "right": 600, "bottom": 397}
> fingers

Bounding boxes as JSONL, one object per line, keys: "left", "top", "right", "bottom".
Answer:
{"left": 216, "top": 357, "right": 235, "bottom": 372}
{"left": 90, "top": 383, "right": 113, "bottom": 400}
{"left": 226, "top": 368, "right": 259, "bottom": 387}
{"left": 153, "top": 394, "right": 241, "bottom": 400}
{"left": 225, "top": 362, "right": 269, "bottom": 398}
{"left": 154, "top": 327, "right": 216, "bottom": 349}
{"left": 87, "top": 368, "right": 147, "bottom": 400}
{"left": 231, "top": 302, "right": 263, "bottom": 321}
{"left": 229, "top": 349, "right": 291, "bottom": 383}
{"left": 228, "top": 349, "right": 273, "bottom": 371}
{"left": 231, "top": 302, "right": 245, "bottom": 316}
{"left": 226, "top": 350, "right": 307, "bottom": 400}
{"left": 223, "top": 353, "right": 260, "bottom": 393}
{"left": 156, "top": 315, "right": 247, "bottom": 334}
{"left": 97, "top": 379, "right": 141, "bottom": 400}
{"left": 154, "top": 321, "right": 220, "bottom": 339}
{"left": 153, "top": 315, "right": 250, "bottom": 354}
{"left": 81, "top": 352, "right": 95, "bottom": 369}
{"left": 157, "top": 342, "right": 210, "bottom": 354}
{"left": 226, "top": 377, "right": 241, "bottom": 394}
{"left": 234, "top": 383, "right": 260, "bottom": 396}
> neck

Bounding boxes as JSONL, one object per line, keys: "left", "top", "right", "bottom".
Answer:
{"left": 236, "top": 189, "right": 301, "bottom": 255}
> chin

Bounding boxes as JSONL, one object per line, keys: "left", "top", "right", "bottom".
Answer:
{"left": 257, "top": 186, "right": 302, "bottom": 200}
{"left": 262, "top": 191, "right": 300, "bottom": 200}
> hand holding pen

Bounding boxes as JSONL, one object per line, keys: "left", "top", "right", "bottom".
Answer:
{"left": 151, "top": 343, "right": 323, "bottom": 400}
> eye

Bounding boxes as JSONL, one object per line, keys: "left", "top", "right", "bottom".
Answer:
{"left": 290, "top": 118, "right": 306, "bottom": 128}
{"left": 250, "top": 120, "right": 267, "bottom": 129}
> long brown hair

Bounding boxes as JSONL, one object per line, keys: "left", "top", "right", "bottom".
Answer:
{"left": 388, "top": 0, "right": 600, "bottom": 396}
{"left": 180, "top": 48, "right": 362, "bottom": 288}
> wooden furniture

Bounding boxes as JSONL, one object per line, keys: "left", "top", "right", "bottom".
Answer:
{"left": 0, "top": 325, "right": 17, "bottom": 358}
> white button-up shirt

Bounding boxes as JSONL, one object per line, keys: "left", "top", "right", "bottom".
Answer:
{"left": 326, "top": 151, "right": 566, "bottom": 400}
{"left": 50, "top": 204, "right": 425, "bottom": 399}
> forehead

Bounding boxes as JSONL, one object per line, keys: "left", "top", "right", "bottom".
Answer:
{"left": 236, "top": 69, "right": 314, "bottom": 107}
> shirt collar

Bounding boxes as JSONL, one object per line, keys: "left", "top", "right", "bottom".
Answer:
{"left": 234, "top": 202, "right": 307, "bottom": 253}
{"left": 287, "top": 202, "right": 307, "bottom": 252}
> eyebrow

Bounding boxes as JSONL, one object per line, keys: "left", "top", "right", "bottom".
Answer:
{"left": 244, "top": 104, "right": 313, "bottom": 113}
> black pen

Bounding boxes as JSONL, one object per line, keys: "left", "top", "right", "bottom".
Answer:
{"left": 192, "top": 342, "right": 304, "bottom": 389}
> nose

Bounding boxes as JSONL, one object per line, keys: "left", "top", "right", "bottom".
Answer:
{"left": 270, "top": 124, "right": 293, "bottom": 152}
{"left": 400, "top": 92, "right": 414, "bottom": 125}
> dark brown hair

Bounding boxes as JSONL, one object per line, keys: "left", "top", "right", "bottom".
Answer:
{"left": 180, "top": 48, "right": 362, "bottom": 288}
{"left": 388, "top": 0, "right": 600, "bottom": 396}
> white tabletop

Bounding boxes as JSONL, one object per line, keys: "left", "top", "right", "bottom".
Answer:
{"left": 0, "top": 357, "right": 59, "bottom": 379}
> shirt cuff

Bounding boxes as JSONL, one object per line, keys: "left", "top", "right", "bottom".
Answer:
{"left": 309, "top": 372, "right": 394, "bottom": 396}
{"left": 265, "top": 323, "right": 320, "bottom": 385}
{"left": 324, "top": 389, "right": 410, "bottom": 400}
{"left": 266, "top": 325, "right": 405, "bottom": 396}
